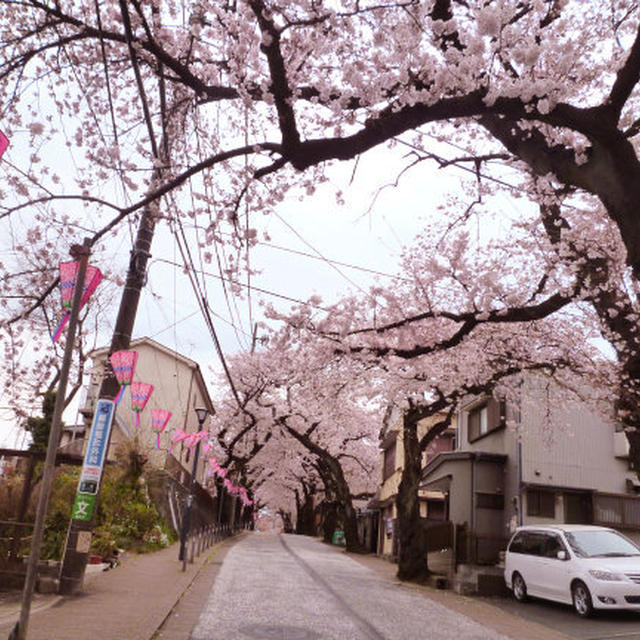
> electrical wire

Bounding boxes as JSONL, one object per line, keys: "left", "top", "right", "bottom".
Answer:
{"left": 154, "top": 257, "right": 331, "bottom": 311}
{"left": 273, "top": 211, "right": 368, "bottom": 296}
{"left": 168, "top": 211, "right": 244, "bottom": 407}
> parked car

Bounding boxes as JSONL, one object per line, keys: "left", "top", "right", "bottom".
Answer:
{"left": 504, "top": 524, "right": 640, "bottom": 617}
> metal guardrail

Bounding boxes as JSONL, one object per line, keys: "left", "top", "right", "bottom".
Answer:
{"left": 183, "top": 522, "right": 253, "bottom": 570}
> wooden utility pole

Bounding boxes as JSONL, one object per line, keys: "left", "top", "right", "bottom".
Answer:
{"left": 14, "top": 239, "right": 90, "bottom": 640}
{"left": 58, "top": 207, "right": 157, "bottom": 594}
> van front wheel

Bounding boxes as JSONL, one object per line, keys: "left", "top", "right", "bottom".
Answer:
{"left": 572, "top": 581, "right": 593, "bottom": 618}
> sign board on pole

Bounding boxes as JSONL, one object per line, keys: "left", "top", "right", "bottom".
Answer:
{"left": 72, "top": 399, "right": 115, "bottom": 523}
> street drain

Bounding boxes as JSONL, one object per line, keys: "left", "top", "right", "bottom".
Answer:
{"left": 239, "top": 623, "right": 320, "bottom": 639}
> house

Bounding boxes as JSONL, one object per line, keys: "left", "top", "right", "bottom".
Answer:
{"left": 420, "top": 374, "right": 640, "bottom": 572}
{"left": 79, "top": 337, "right": 216, "bottom": 501}
{"left": 370, "top": 408, "right": 456, "bottom": 560}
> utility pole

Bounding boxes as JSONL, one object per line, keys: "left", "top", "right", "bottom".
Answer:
{"left": 58, "top": 207, "right": 157, "bottom": 594}
{"left": 14, "top": 239, "right": 90, "bottom": 640}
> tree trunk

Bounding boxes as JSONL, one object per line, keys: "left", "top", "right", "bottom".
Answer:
{"left": 340, "top": 500, "right": 362, "bottom": 553}
{"left": 320, "top": 456, "right": 364, "bottom": 553}
{"left": 295, "top": 486, "right": 316, "bottom": 536}
{"left": 10, "top": 457, "right": 36, "bottom": 560}
{"left": 396, "top": 409, "right": 428, "bottom": 581}
{"left": 282, "top": 422, "right": 364, "bottom": 551}
{"left": 321, "top": 500, "right": 337, "bottom": 543}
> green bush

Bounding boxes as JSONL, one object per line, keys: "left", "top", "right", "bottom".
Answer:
{"left": 36, "top": 465, "right": 174, "bottom": 560}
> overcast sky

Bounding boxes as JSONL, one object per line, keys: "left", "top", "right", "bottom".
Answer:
{"left": 0, "top": 136, "right": 473, "bottom": 448}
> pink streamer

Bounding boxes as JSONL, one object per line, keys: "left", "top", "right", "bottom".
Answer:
{"left": 0, "top": 130, "right": 8, "bottom": 160}
{"left": 51, "top": 312, "right": 69, "bottom": 342}
{"left": 114, "top": 386, "right": 125, "bottom": 404}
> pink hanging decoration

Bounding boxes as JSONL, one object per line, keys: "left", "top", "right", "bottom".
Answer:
{"left": 208, "top": 458, "right": 228, "bottom": 478}
{"left": 0, "top": 130, "right": 8, "bottom": 160}
{"left": 172, "top": 427, "right": 188, "bottom": 444}
{"left": 151, "top": 409, "right": 172, "bottom": 449}
{"left": 52, "top": 261, "right": 103, "bottom": 342}
{"left": 80, "top": 265, "right": 103, "bottom": 307}
{"left": 130, "top": 382, "right": 154, "bottom": 428}
{"left": 59, "top": 262, "right": 103, "bottom": 309}
{"left": 109, "top": 350, "right": 138, "bottom": 403}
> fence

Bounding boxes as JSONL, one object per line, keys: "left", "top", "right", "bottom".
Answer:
{"left": 0, "top": 520, "right": 34, "bottom": 566}
{"left": 181, "top": 521, "right": 253, "bottom": 571}
{"left": 455, "top": 525, "right": 507, "bottom": 566}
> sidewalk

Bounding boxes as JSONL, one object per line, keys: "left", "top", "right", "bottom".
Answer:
{"left": 0, "top": 534, "right": 571, "bottom": 640}
{"left": 0, "top": 534, "right": 241, "bottom": 640}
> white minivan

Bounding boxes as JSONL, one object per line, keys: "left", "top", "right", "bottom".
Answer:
{"left": 504, "top": 524, "right": 640, "bottom": 617}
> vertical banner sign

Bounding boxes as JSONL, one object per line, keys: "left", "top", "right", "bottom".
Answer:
{"left": 71, "top": 399, "right": 115, "bottom": 522}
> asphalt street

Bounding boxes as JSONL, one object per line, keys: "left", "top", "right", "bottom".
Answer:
{"left": 482, "top": 593, "right": 640, "bottom": 640}
{"left": 190, "top": 533, "right": 513, "bottom": 640}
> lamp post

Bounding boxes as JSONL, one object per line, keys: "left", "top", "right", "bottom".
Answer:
{"left": 179, "top": 407, "right": 209, "bottom": 569}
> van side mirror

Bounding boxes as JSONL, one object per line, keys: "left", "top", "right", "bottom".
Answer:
{"left": 557, "top": 550, "right": 567, "bottom": 561}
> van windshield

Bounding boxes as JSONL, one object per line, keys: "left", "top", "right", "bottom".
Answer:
{"left": 564, "top": 530, "right": 640, "bottom": 558}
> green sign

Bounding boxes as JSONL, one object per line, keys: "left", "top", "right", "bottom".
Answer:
{"left": 72, "top": 493, "right": 96, "bottom": 522}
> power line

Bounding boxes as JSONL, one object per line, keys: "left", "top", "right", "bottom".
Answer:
{"left": 186, "top": 223, "right": 413, "bottom": 283}
{"left": 273, "top": 212, "right": 368, "bottom": 296}
{"left": 168, "top": 215, "right": 244, "bottom": 408}
{"left": 154, "top": 257, "right": 331, "bottom": 311}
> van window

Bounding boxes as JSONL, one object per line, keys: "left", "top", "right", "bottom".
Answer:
{"left": 508, "top": 531, "right": 550, "bottom": 556}
{"left": 542, "top": 534, "right": 566, "bottom": 558}
{"left": 508, "top": 531, "right": 527, "bottom": 554}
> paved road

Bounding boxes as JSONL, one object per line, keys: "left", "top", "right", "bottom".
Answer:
{"left": 483, "top": 594, "right": 640, "bottom": 640}
{"left": 191, "top": 533, "right": 513, "bottom": 640}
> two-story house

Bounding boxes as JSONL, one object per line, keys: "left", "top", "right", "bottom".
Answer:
{"left": 79, "top": 337, "right": 217, "bottom": 530}
{"left": 370, "top": 408, "right": 456, "bottom": 559}
{"left": 420, "top": 374, "right": 640, "bottom": 570}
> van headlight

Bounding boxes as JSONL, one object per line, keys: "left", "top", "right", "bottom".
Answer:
{"left": 588, "top": 569, "right": 624, "bottom": 581}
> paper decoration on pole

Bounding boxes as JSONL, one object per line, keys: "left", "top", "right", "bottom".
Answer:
{"left": 151, "top": 409, "right": 172, "bottom": 450}
{"left": 109, "top": 350, "right": 138, "bottom": 404}
{"left": 51, "top": 261, "right": 103, "bottom": 342}
{"left": 130, "top": 382, "right": 154, "bottom": 428}
{"left": 0, "top": 130, "right": 9, "bottom": 160}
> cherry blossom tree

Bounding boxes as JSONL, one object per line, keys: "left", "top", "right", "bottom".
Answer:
{"left": 262, "top": 205, "right": 619, "bottom": 578}
{"left": 208, "top": 342, "right": 382, "bottom": 551}
{"left": 3, "top": 1, "right": 640, "bottom": 440}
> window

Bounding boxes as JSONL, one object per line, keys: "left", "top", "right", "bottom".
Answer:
{"left": 468, "top": 405, "right": 488, "bottom": 441}
{"left": 527, "top": 489, "right": 555, "bottom": 518}
{"left": 476, "top": 492, "right": 505, "bottom": 510}
{"left": 426, "top": 499, "right": 445, "bottom": 520}
{"left": 541, "top": 535, "right": 566, "bottom": 559}
{"left": 424, "top": 433, "right": 455, "bottom": 465}
{"left": 382, "top": 441, "right": 396, "bottom": 481}
{"left": 594, "top": 493, "right": 640, "bottom": 530}
{"left": 508, "top": 531, "right": 547, "bottom": 555}
{"left": 467, "top": 398, "right": 506, "bottom": 442}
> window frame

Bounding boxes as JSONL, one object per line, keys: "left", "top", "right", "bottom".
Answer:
{"left": 467, "top": 398, "right": 506, "bottom": 443}
{"left": 382, "top": 440, "right": 396, "bottom": 481}
{"left": 526, "top": 488, "right": 556, "bottom": 518}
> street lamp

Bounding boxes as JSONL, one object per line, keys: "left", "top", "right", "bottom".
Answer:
{"left": 179, "top": 406, "right": 210, "bottom": 568}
